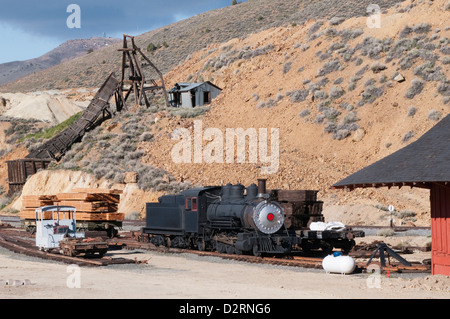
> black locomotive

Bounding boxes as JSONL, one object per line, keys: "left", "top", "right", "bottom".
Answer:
{"left": 141, "top": 179, "right": 364, "bottom": 256}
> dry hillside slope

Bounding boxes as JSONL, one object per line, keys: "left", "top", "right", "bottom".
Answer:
{"left": 0, "top": 0, "right": 406, "bottom": 92}
{"left": 141, "top": 0, "right": 450, "bottom": 226}
{"left": 1, "top": 0, "right": 448, "bottom": 228}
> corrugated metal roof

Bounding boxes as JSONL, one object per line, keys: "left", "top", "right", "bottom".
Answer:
{"left": 178, "top": 83, "right": 205, "bottom": 92}
{"left": 169, "top": 81, "right": 222, "bottom": 93}
{"left": 332, "top": 114, "right": 450, "bottom": 190}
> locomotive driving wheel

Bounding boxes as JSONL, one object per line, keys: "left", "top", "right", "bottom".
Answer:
{"left": 150, "top": 235, "right": 165, "bottom": 247}
{"left": 252, "top": 244, "right": 261, "bottom": 257}
{"left": 216, "top": 242, "right": 226, "bottom": 253}
{"left": 197, "top": 239, "right": 206, "bottom": 251}
{"left": 225, "top": 245, "right": 235, "bottom": 255}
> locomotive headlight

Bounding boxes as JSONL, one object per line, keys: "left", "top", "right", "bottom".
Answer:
{"left": 253, "top": 201, "right": 284, "bottom": 234}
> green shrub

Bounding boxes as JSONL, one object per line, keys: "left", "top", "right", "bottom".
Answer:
{"left": 394, "top": 210, "right": 416, "bottom": 219}
{"left": 147, "top": 42, "right": 157, "bottom": 52}
{"left": 402, "top": 131, "right": 414, "bottom": 143}
{"left": 19, "top": 112, "right": 82, "bottom": 143}
{"left": 405, "top": 78, "right": 424, "bottom": 99}
{"left": 427, "top": 110, "right": 442, "bottom": 121}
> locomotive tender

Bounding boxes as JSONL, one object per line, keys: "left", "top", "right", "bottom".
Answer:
{"left": 141, "top": 179, "right": 364, "bottom": 256}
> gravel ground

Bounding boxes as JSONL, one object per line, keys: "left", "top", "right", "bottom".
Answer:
{"left": 0, "top": 236, "right": 448, "bottom": 300}
{"left": 1, "top": 216, "right": 447, "bottom": 299}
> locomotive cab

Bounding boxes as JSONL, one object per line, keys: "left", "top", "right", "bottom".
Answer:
{"left": 142, "top": 187, "right": 222, "bottom": 248}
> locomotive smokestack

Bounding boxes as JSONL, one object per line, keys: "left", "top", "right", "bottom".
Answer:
{"left": 257, "top": 179, "right": 267, "bottom": 195}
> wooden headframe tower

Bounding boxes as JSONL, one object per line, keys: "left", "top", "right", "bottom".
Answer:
{"left": 117, "top": 34, "right": 170, "bottom": 110}
{"left": 7, "top": 35, "right": 171, "bottom": 194}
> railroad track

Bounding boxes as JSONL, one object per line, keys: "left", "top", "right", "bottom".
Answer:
{"left": 0, "top": 226, "right": 135, "bottom": 267}
{"left": 109, "top": 233, "right": 430, "bottom": 273}
{"left": 112, "top": 237, "right": 325, "bottom": 269}
{"left": 0, "top": 225, "right": 431, "bottom": 273}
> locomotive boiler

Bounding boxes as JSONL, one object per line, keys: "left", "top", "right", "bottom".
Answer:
{"left": 206, "top": 182, "right": 285, "bottom": 235}
{"left": 141, "top": 179, "right": 364, "bottom": 256}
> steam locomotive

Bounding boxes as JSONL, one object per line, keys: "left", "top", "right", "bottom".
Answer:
{"left": 141, "top": 179, "right": 364, "bottom": 256}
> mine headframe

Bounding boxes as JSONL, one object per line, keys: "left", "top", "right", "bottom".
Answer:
{"left": 116, "top": 34, "right": 170, "bottom": 111}
{"left": 6, "top": 36, "right": 170, "bottom": 195}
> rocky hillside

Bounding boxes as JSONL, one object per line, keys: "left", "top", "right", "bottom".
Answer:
{"left": 140, "top": 0, "right": 450, "bottom": 226}
{"left": 0, "top": 0, "right": 405, "bottom": 92}
{"left": 1, "top": 0, "right": 449, "bottom": 227}
{"left": 0, "top": 37, "right": 119, "bottom": 86}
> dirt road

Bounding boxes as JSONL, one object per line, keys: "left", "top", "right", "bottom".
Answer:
{"left": 0, "top": 245, "right": 448, "bottom": 300}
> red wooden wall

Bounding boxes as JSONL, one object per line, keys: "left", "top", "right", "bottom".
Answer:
{"left": 430, "top": 184, "right": 450, "bottom": 275}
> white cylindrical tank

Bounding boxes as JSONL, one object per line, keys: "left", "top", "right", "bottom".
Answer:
{"left": 322, "top": 253, "right": 356, "bottom": 275}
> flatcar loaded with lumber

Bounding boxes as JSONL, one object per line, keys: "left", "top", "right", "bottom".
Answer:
{"left": 21, "top": 188, "right": 124, "bottom": 237}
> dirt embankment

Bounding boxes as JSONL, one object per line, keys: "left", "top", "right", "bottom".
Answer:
{"left": 9, "top": 170, "right": 163, "bottom": 219}
{"left": 0, "top": 91, "right": 90, "bottom": 124}
{"left": 2, "top": 0, "right": 449, "bottom": 228}
{"left": 139, "top": 0, "right": 450, "bottom": 227}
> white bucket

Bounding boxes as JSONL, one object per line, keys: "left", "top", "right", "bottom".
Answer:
{"left": 322, "top": 252, "right": 356, "bottom": 275}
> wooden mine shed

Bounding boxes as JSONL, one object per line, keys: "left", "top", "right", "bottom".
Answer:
{"left": 332, "top": 114, "right": 450, "bottom": 276}
{"left": 6, "top": 159, "right": 53, "bottom": 195}
{"left": 169, "top": 81, "right": 222, "bottom": 108}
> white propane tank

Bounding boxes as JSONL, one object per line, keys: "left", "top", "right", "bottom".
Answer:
{"left": 322, "top": 252, "right": 356, "bottom": 275}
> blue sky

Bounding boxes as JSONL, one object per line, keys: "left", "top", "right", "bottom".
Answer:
{"left": 0, "top": 0, "right": 236, "bottom": 63}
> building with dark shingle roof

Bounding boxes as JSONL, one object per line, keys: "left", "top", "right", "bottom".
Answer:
{"left": 332, "top": 114, "right": 450, "bottom": 275}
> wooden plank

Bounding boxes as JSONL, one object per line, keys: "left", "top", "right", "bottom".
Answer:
{"left": 59, "top": 200, "right": 117, "bottom": 213}
{"left": 22, "top": 200, "right": 55, "bottom": 209}
{"left": 56, "top": 193, "right": 98, "bottom": 201}
{"left": 20, "top": 211, "right": 53, "bottom": 220}
{"left": 76, "top": 213, "right": 112, "bottom": 221}
{"left": 107, "top": 213, "right": 125, "bottom": 221}
{"left": 94, "top": 193, "right": 121, "bottom": 203}
{"left": 75, "top": 213, "right": 124, "bottom": 221}
{"left": 23, "top": 195, "right": 58, "bottom": 201}
{"left": 56, "top": 193, "right": 120, "bottom": 203}
{"left": 277, "top": 190, "right": 318, "bottom": 202}
{"left": 71, "top": 188, "right": 123, "bottom": 194}
{"left": 20, "top": 211, "right": 124, "bottom": 221}
{"left": 7, "top": 161, "right": 26, "bottom": 184}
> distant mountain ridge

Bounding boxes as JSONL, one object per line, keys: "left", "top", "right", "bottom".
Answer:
{"left": 0, "top": 0, "right": 405, "bottom": 92}
{"left": 0, "top": 37, "right": 120, "bottom": 86}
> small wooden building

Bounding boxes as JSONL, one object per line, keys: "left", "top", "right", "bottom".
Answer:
{"left": 7, "top": 159, "right": 53, "bottom": 195}
{"left": 332, "top": 114, "right": 450, "bottom": 276}
{"left": 169, "top": 81, "right": 222, "bottom": 108}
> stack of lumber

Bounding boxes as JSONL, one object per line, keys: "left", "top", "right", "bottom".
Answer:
{"left": 58, "top": 188, "right": 124, "bottom": 221}
{"left": 20, "top": 195, "right": 58, "bottom": 219}
{"left": 20, "top": 189, "right": 125, "bottom": 222}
